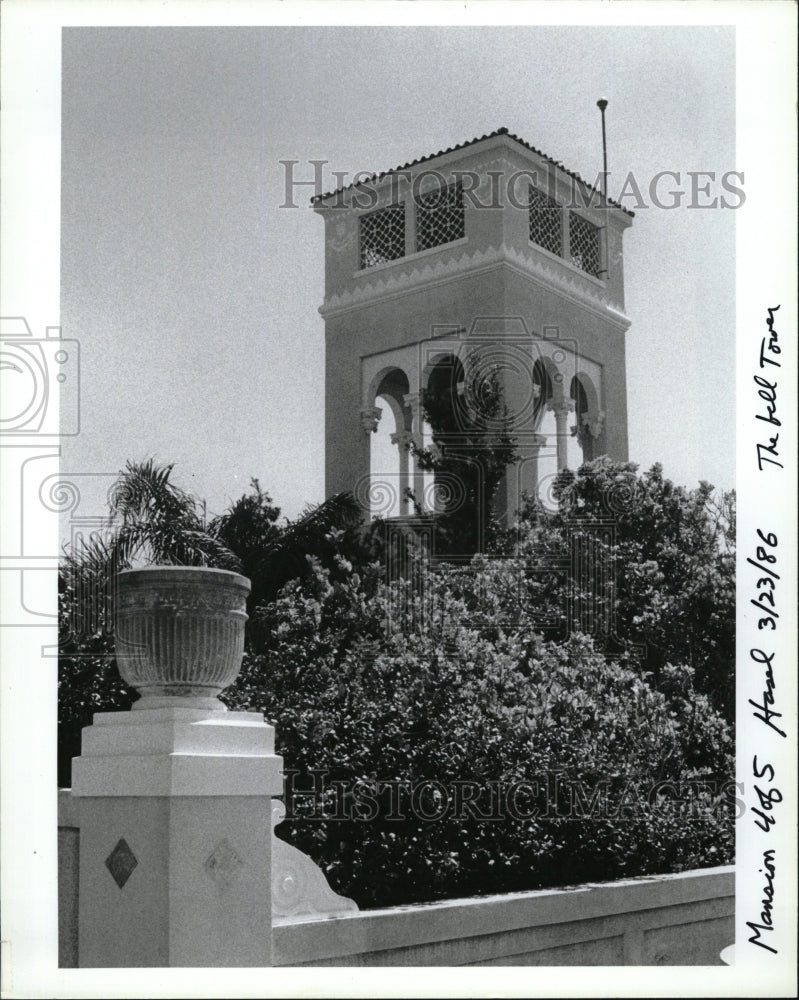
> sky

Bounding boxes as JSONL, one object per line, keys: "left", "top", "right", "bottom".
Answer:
{"left": 59, "top": 24, "right": 737, "bottom": 526}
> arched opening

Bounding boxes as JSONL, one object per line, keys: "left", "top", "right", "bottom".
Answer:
{"left": 569, "top": 375, "right": 597, "bottom": 467}
{"left": 425, "top": 355, "right": 466, "bottom": 514}
{"left": 368, "top": 367, "right": 411, "bottom": 518}
{"left": 568, "top": 376, "right": 588, "bottom": 467}
{"left": 533, "top": 358, "right": 558, "bottom": 505}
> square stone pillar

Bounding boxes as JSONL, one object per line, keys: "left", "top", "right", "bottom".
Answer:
{"left": 71, "top": 705, "right": 283, "bottom": 967}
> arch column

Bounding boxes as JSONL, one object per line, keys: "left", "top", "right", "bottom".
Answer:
{"left": 390, "top": 430, "right": 414, "bottom": 516}
{"left": 569, "top": 372, "right": 604, "bottom": 465}
{"left": 403, "top": 392, "right": 426, "bottom": 512}
{"left": 357, "top": 407, "right": 382, "bottom": 516}
{"left": 528, "top": 432, "right": 548, "bottom": 498}
{"left": 582, "top": 410, "right": 605, "bottom": 459}
{"left": 548, "top": 399, "right": 575, "bottom": 471}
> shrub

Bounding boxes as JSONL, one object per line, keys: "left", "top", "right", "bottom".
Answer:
{"left": 514, "top": 459, "right": 735, "bottom": 720}
{"left": 58, "top": 458, "right": 735, "bottom": 905}
{"left": 225, "top": 555, "right": 734, "bottom": 908}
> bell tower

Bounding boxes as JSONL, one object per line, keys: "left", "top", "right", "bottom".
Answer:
{"left": 313, "top": 127, "right": 633, "bottom": 526}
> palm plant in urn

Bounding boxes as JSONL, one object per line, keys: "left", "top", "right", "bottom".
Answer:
{"left": 98, "top": 460, "right": 250, "bottom": 710}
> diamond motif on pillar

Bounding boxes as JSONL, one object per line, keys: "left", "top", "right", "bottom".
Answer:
{"left": 105, "top": 838, "right": 138, "bottom": 889}
{"left": 204, "top": 838, "right": 244, "bottom": 891}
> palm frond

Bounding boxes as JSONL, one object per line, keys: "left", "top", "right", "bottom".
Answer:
{"left": 63, "top": 459, "right": 241, "bottom": 573}
{"left": 246, "top": 492, "right": 364, "bottom": 601}
{"left": 278, "top": 491, "right": 362, "bottom": 545}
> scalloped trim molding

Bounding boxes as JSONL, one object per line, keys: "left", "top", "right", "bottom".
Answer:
{"left": 320, "top": 242, "right": 631, "bottom": 330}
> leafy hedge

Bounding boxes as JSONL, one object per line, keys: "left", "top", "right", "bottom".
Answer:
{"left": 512, "top": 461, "right": 736, "bottom": 719}
{"left": 225, "top": 553, "right": 734, "bottom": 908}
{"left": 59, "top": 458, "right": 735, "bottom": 904}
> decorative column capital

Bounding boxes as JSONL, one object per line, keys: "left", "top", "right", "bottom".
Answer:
{"left": 582, "top": 411, "right": 606, "bottom": 439}
{"left": 360, "top": 406, "right": 382, "bottom": 433}
{"left": 403, "top": 393, "right": 424, "bottom": 437}
{"left": 390, "top": 430, "right": 415, "bottom": 450}
{"left": 547, "top": 399, "right": 575, "bottom": 419}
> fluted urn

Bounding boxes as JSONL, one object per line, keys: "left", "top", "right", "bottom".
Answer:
{"left": 114, "top": 567, "right": 251, "bottom": 709}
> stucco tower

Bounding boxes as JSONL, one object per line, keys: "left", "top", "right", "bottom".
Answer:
{"left": 313, "top": 127, "right": 633, "bottom": 526}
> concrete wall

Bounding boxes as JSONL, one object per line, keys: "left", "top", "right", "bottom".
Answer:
{"left": 274, "top": 867, "right": 734, "bottom": 967}
{"left": 57, "top": 789, "right": 731, "bottom": 969}
{"left": 60, "top": 790, "right": 732, "bottom": 967}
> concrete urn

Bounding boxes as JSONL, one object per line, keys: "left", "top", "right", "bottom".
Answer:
{"left": 114, "top": 566, "right": 251, "bottom": 709}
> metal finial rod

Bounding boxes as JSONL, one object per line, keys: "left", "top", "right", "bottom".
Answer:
{"left": 597, "top": 98, "right": 608, "bottom": 199}
{"left": 596, "top": 99, "right": 610, "bottom": 279}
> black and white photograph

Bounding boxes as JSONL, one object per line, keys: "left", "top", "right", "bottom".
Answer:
{"left": 0, "top": 1, "right": 796, "bottom": 996}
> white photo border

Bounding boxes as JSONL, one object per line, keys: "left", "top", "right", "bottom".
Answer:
{"left": 1, "top": 1, "right": 796, "bottom": 997}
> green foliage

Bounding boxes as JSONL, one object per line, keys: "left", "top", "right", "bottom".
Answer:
{"left": 58, "top": 552, "right": 133, "bottom": 786}
{"left": 59, "top": 456, "right": 735, "bottom": 904}
{"left": 209, "top": 477, "right": 282, "bottom": 581}
{"left": 96, "top": 458, "right": 242, "bottom": 570}
{"left": 57, "top": 463, "right": 367, "bottom": 781}
{"left": 514, "top": 458, "right": 735, "bottom": 719}
{"left": 212, "top": 478, "right": 374, "bottom": 610}
{"left": 225, "top": 553, "right": 734, "bottom": 908}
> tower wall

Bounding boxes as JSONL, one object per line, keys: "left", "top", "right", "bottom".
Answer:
{"left": 324, "top": 269, "right": 507, "bottom": 498}
{"left": 315, "top": 130, "right": 633, "bottom": 523}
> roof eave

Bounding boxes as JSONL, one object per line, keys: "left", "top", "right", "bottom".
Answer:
{"left": 310, "top": 127, "right": 634, "bottom": 218}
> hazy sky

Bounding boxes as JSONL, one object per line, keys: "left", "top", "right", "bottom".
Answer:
{"left": 61, "top": 25, "right": 736, "bottom": 524}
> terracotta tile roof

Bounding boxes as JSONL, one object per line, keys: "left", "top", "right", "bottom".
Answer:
{"left": 310, "top": 126, "right": 634, "bottom": 217}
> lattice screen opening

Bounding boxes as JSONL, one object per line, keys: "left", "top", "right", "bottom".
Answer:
{"left": 416, "top": 184, "right": 465, "bottom": 253}
{"left": 568, "top": 213, "right": 601, "bottom": 277}
{"left": 359, "top": 205, "right": 406, "bottom": 269}
{"left": 528, "top": 185, "right": 562, "bottom": 257}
